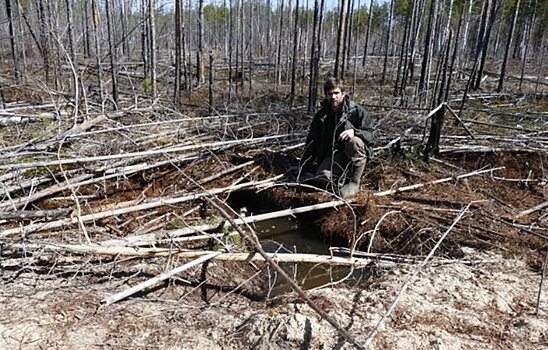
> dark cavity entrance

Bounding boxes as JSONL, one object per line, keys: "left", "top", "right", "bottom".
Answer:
{"left": 226, "top": 190, "right": 370, "bottom": 296}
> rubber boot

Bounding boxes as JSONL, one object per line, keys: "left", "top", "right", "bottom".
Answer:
{"left": 339, "top": 161, "right": 366, "bottom": 198}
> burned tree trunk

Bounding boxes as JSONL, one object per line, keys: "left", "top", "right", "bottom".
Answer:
{"left": 498, "top": 0, "right": 521, "bottom": 92}
{"left": 334, "top": 0, "right": 347, "bottom": 78}
{"left": 308, "top": 0, "right": 324, "bottom": 115}
{"left": 174, "top": 0, "right": 183, "bottom": 107}
{"left": 105, "top": 0, "right": 119, "bottom": 105}
{"left": 6, "top": 0, "right": 20, "bottom": 83}
{"left": 381, "top": 0, "right": 394, "bottom": 84}
{"left": 362, "top": 0, "right": 374, "bottom": 67}
{"left": 289, "top": 0, "right": 300, "bottom": 106}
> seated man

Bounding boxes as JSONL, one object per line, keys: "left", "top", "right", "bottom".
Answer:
{"left": 300, "top": 77, "right": 374, "bottom": 198}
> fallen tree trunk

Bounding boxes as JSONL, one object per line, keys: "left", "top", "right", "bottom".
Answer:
{"left": 99, "top": 199, "right": 350, "bottom": 247}
{"left": 0, "top": 176, "right": 282, "bottom": 238}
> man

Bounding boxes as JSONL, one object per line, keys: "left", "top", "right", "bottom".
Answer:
{"left": 300, "top": 77, "right": 374, "bottom": 198}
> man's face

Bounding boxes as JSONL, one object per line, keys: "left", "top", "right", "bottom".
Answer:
{"left": 325, "top": 87, "right": 344, "bottom": 110}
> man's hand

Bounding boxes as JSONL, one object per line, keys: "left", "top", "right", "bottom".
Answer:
{"left": 338, "top": 129, "right": 354, "bottom": 142}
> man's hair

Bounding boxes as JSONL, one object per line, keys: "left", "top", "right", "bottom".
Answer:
{"left": 323, "top": 77, "right": 345, "bottom": 94}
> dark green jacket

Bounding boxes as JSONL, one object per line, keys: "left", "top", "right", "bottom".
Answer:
{"left": 301, "top": 96, "right": 374, "bottom": 169}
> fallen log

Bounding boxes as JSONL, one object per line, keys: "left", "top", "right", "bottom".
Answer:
{"left": 0, "top": 176, "right": 282, "bottom": 238}
{"left": 102, "top": 251, "right": 224, "bottom": 306}
{"left": 0, "top": 134, "right": 292, "bottom": 170}
{"left": 0, "top": 208, "right": 72, "bottom": 221}
{"left": 373, "top": 167, "right": 504, "bottom": 196}
{"left": 99, "top": 199, "right": 349, "bottom": 247}
{"left": 6, "top": 242, "right": 373, "bottom": 267}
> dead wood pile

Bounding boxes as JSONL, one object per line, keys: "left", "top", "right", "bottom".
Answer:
{"left": 0, "top": 86, "right": 547, "bottom": 347}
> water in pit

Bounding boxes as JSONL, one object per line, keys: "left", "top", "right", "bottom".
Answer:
{"left": 252, "top": 216, "right": 369, "bottom": 297}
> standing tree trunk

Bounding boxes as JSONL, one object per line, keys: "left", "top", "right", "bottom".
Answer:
{"left": 141, "top": 0, "right": 148, "bottom": 82}
{"left": 38, "top": 0, "right": 51, "bottom": 83}
{"left": 83, "top": 0, "right": 91, "bottom": 57}
{"left": 275, "top": 0, "right": 285, "bottom": 87}
{"left": 65, "top": 0, "right": 77, "bottom": 94}
{"left": 307, "top": 0, "right": 323, "bottom": 114}
{"left": 91, "top": 0, "right": 105, "bottom": 109}
{"left": 248, "top": 1, "right": 254, "bottom": 95}
{"left": 519, "top": 0, "right": 537, "bottom": 91}
{"left": 340, "top": 0, "right": 353, "bottom": 78}
{"left": 418, "top": 0, "right": 435, "bottom": 105}
{"left": 289, "top": 0, "right": 300, "bottom": 106}
{"left": 334, "top": 0, "right": 347, "bottom": 78}
{"left": 6, "top": 0, "right": 20, "bottom": 82}
{"left": 174, "top": 0, "right": 183, "bottom": 107}
{"left": 105, "top": 0, "right": 119, "bottom": 105}
{"left": 148, "top": 0, "right": 157, "bottom": 97}
{"left": 394, "top": 0, "right": 413, "bottom": 97}
{"left": 473, "top": 0, "right": 499, "bottom": 90}
{"left": 497, "top": 0, "right": 520, "bottom": 92}
{"left": 352, "top": 0, "right": 361, "bottom": 94}
{"left": 459, "top": 0, "right": 473, "bottom": 72}
{"left": 381, "top": 0, "right": 394, "bottom": 84}
{"left": 362, "top": 0, "right": 374, "bottom": 67}
{"left": 197, "top": 0, "right": 205, "bottom": 85}
{"left": 228, "top": 0, "right": 234, "bottom": 101}
{"left": 444, "top": 3, "right": 464, "bottom": 102}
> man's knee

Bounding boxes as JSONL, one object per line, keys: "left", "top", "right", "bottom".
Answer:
{"left": 345, "top": 136, "right": 366, "bottom": 162}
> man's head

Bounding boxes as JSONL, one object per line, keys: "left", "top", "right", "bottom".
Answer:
{"left": 323, "top": 77, "right": 346, "bottom": 111}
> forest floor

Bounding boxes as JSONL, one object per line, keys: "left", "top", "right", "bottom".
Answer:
{"left": 0, "top": 72, "right": 547, "bottom": 349}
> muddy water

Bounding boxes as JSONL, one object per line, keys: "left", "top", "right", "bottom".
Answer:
{"left": 252, "top": 216, "right": 368, "bottom": 296}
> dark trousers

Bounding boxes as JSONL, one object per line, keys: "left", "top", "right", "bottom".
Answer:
{"left": 315, "top": 136, "right": 366, "bottom": 179}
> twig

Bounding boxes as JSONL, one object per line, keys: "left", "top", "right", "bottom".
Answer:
{"left": 536, "top": 249, "right": 548, "bottom": 316}
{"left": 373, "top": 167, "right": 504, "bottom": 196}
{"left": 516, "top": 200, "right": 548, "bottom": 219}
{"left": 0, "top": 134, "right": 292, "bottom": 170}
{"left": 102, "top": 250, "right": 224, "bottom": 306}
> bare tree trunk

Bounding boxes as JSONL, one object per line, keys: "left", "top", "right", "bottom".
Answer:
{"left": 307, "top": 0, "right": 322, "bottom": 114}
{"left": 289, "top": 0, "right": 300, "bottom": 105}
{"left": 519, "top": 0, "right": 537, "bottom": 91}
{"left": 352, "top": 0, "right": 361, "bottom": 94}
{"left": 174, "top": 0, "right": 183, "bottom": 107}
{"left": 381, "top": 0, "right": 394, "bottom": 84}
{"left": 197, "top": 0, "right": 205, "bottom": 85}
{"left": 38, "top": 0, "right": 51, "bottom": 83}
{"left": 334, "top": 0, "right": 347, "bottom": 78}
{"left": 248, "top": 1, "right": 254, "bottom": 95}
{"left": 418, "top": 0, "right": 435, "bottom": 105}
{"left": 65, "top": 0, "right": 77, "bottom": 95}
{"left": 15, "top": 0, "right": 27, "bottom": 78}
{"left": 228, "top": 0, "right": 234, "bottom": 101}
{"left": 83, "top": 0, "right": 91, "bottom": 57}
{"left": 459, "top": 0, "right": 473, "bottom": 72}
{"left": 148, "top": 0, "right": 157, "bottom": 97}
{"left": 182, "top": 1, "right": 189, "bottom": 92}
{"left": 6, "top": 0, "right": 20, "bottom": 82}
{"left": 445, "top": 4, "right": 464, "bottom": 102}
{"left": 91, "top": 0, "right": 105, "bottom": 109}
{"left": 141, "top": 0, "right": 148, "bottom": 81}
{"left": 208, "top": 52, "right": 214, "bottom": 114}
{"left": 361, "top": 0, "right": 374, "bottom": 67}
{"left": 340, "top": 0, "right": 353, "bottom": 78}
{"left": 276, "top": 0, "right": 285, "bottom": 87}
{"left": 105, "top": 0, "right": 119, "bottom": 105}
{"left": 497, "top": 0, "right": 520, "bottom": 92}
{"left": 473, "top": 0, "right": 499, "bottom": 90}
